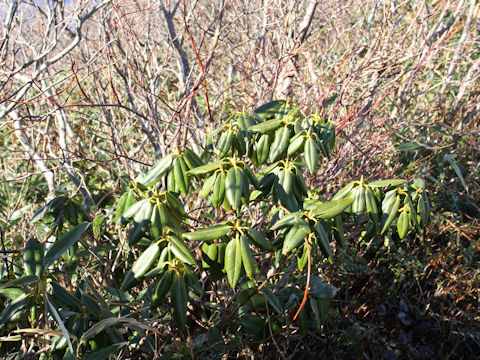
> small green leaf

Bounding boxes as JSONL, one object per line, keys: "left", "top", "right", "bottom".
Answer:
{"left": 182, "top": 223, "right": 232, "bottom": 242}
{"left": 381, "top": 195, "right": 401, "bottom": 234}
{"left": 247, "top": 228, "right": 273, "bottom": 251}
{"left": 121, "top": 199, "right": 148, "bottom": 221}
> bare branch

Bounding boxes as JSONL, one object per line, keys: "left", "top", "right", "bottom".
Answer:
{"left": 11, "top": 110, "right": 56, "bottom": 193}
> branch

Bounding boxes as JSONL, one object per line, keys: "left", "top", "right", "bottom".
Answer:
{"left": 274, "top": 1, "right": 319, "bottom": 99}
{"left": 40, "top": 78, "right": 95, "bottom": 210}
{"left": 0, "top": 0, "right": 113, "bottom": 119}
{"left": 158, "top": 0, "right": 192, "bottom": 95}
{"left": 11, "top": 110, "right": 56, "bottom": 194}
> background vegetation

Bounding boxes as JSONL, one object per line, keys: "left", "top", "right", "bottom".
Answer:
{"left": 0, "top": 0, "right": 479, "bottom": 359}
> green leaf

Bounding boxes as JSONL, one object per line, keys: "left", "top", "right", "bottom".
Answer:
{"left": 82, "top": 293, "right": 102, "bottom": 318}
{"left": 121, "top": 199, "right": 149, "bottom": 221}
{"left": 131, "top": 242, "right": 161, "bottom": 279}
{"left": 23, "top": 237, "right": 44, "bottom": 278}
{"left": 0, "top": 275, "right": 39, "bottom": 290}
{"left": 45, "top": 293, "right": 75, "bottom": 355}
{"left": 225, "top": 236, "right": 242, "bottom": 288}
{"left": 51, "top": 282, "right": 82, "bottom": 312}
{"left": 249, "top": 119, "right": 284, "bottom": 134}
{"left": 30, "top": 196, "right": 66, "bottom": 224}
{"left": 169, "top": 236, "right": 196, "bottom": 265}
{"left": 44, "top": 222, "right": 90, "bottom": 267}
{"left": 0, "top": 288, "right": 26, "bottom": 301}
{"left": 247, "top": 228, "right": 273, "bottom": 251}
{"left": 367, "top": 179, "right": 406, "bottom": 188}
{"left": 332, "top": 181, "right": 356, "bottom": 201}
{"left": 253, "top": 100, "right": 286, "bottom": 120}
{"left": 165, "top": 192, "right": 187, "bottom": 218}
{"left": 115, "top": 192, "right": 129, "bottom": 221}
{"left": 240, "top": 313, "right": 265, "bottom": 334}
{"left": 240, "top": 235, "right": 258, "bottom": 278}
{"left": 313, "top": 222, "right": 333, "bottom": 262}
{"left": 171, "top": 272, "right": 187, "bottom": 329}
{"left": 306, "top": 198, "right": 353, "bottom": 219}
{"left": 0, "top": 294, "right": 31, "bottom": 326}
{"left": 282, "top": 225, "right": 310, "bottom": 255}
{"left": 182, "top": 223, "right": 232, "bottom": 242}
{"left": 186, "top": 160, "right": 224, "bottom": 175}
{"left": 151, "top": 271, "right": 173, "bottom": 308}
{"left": 381, "top": 195, "right": 401, "bottom": 234}
{"left": 269, "top": 211, "right": 303, "bottom": 231}
{"left": 9, "top": 205, "right": 30, "bottom": 223}
{"left": 262, "top": 288, "right": 282, "bottom": 313}
{"left": 116, "top": 191, "right": 135, "bottom": 223}
{"left": 397, "top": 208, "right": 410, "bottom": 239}
{"left": 140, "top": 154, "right": 174, "bottom": 187}
{"left": 333, "top": 215, "right": 345, "bottom": 249}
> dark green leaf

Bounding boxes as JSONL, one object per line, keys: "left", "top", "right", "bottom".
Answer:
{"left": 0, "top": 294, "right": 31, "bottom": 326}
{"left": 396, "top": 142, "right": 421, "bottom": 151}
{"left": 44, "top": 222, "right": 90, "bottom": 267}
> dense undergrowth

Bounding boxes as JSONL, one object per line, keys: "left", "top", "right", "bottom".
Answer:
{"left": 1, "top": 1, "right": 479, "bottom": 359}
{"left": 232, "top": 123, "right": 480, "bottom": 360}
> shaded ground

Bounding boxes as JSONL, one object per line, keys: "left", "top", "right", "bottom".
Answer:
{"left": 308, "top": 217, "right": 480, "bottom": 360}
